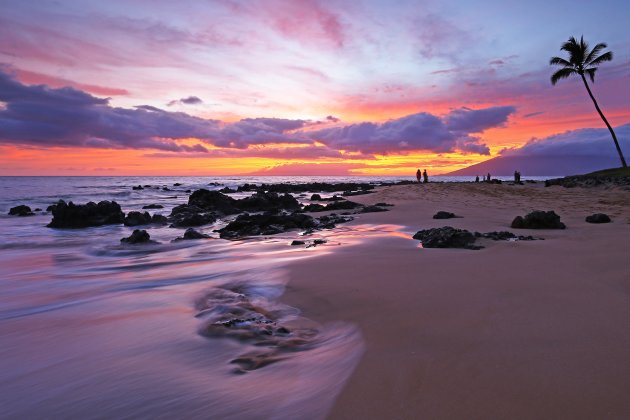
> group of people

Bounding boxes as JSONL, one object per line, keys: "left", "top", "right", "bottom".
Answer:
{"left": 475, "top": 173, "right": 492, "bottom": 182}
{"left": 416, "top": 169, "right": 429, "bottom": 183}
{"left": 514, "top": 170, "right": 522, "bottom": 182}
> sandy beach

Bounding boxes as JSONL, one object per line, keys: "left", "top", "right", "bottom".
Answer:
{"left": 284, "top": 182, "right": 630, "bottom": 419}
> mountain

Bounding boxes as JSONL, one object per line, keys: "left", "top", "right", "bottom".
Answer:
{"left": 446, "top": 155, "right": 620, "bottom": 177}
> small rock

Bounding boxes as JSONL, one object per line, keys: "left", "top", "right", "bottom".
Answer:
{"left": 585, "top": 213, "right": 611, "bottom": 224}
{"left": 142, "top": 204, "right": 163, "bottom": 209}
{"left": 291, "top": 240, "right": 306, "bottom": 246}
{"left": 511, "top": 210, "right": 566, "bottom": 229}
{"left": 132, "top": 185, "right": 144, "bottom": 190}
{"left": 124, "top": 211, "right": 152, "bottom": 226}
{"left": 413, "top": 226, "right": 480, "bottom": 249}
{"left": 176, "top": 228, "right": 210, "bottom": 240}
{"left": 8, "top": 205, "right": 34, "bottom": 216}
{"left": 433, "top": 211, "right": 456, "bottom": 219}
{"left": 121, "top": 229, "right": 153, "bottom": 244}
{"left": 310, "top": 194, "right": 322, "bottom": 201}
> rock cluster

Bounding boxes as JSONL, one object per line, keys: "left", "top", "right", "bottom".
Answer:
{"left": 433, "top": 211, "right": 456, "bottom": 219}
{"left": 412, "top": 226, "right": 479, "bottom": 249}
{"left": 48, "top": 200, "right": 124, "bottom": 228}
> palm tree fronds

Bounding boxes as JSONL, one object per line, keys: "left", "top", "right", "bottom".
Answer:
{"left": 584, "top": 42, "right": 608, "bottom": 65}
{"left": 551, "top": 67, "right": 577, "bottom": 85}
{"left": 585, "top": 68, "right": 597, "bottom": 82}
{"left": 549, "top": 56, "right": 572, "bottom": 67}
{"left": 588, "top": 51, "right": 613, "bottom": 67}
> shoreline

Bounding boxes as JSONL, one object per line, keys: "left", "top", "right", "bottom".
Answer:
{"left": 283, "top": 182, "right": 630, "bottom": 418}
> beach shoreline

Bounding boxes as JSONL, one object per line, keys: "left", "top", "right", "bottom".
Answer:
{"left": 283, "top": 182, "right": 630, "bottom": 419}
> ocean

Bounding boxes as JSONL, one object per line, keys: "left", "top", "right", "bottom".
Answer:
{"left": 0, "top": 175, "right": 551, "bottom": 418}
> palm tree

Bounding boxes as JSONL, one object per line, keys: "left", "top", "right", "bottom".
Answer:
{"left": 550, "top": 36, "right": 627, "bottom": 168}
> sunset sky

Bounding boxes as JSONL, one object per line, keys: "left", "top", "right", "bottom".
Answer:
{"left": 1, "top": 0, "right": 629, "bottom": 175}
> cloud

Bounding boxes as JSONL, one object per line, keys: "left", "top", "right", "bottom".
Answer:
{"left": 308, "top": 106, "right": 516, "bottom": 155}
{"left": 0, "top": 70, "right": 513, "bottom": 157}
{"left": 501, "top": 123, "right": 630, "bottom": 157}
{"left": 168, "top": 96, "right": 203, "bottom": 106}
{"left": 0, "top": 70, "right": 217, "bottom": 152}
{"left": 445, "top": 106, "right": 516, "bottom": 133}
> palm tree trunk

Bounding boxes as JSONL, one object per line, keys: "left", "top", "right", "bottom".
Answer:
{"left": 580, "top": 73, "right": 627, "bottom": 168}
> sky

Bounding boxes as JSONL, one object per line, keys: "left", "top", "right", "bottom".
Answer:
{"left": 1, "top": 0, "right": 629, "bottom": 176}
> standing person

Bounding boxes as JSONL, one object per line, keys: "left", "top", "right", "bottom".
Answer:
{"left": 487, "top": 172, "right": 491, "bottom": 182}
{"left": 475, "top": 175, "right": 480, "bottom": 183}
{"left": 416, "top": 169, "right": 422, "bottom": 183}
{"left": 423, "top": 169, "right": 428, "bottom": 183}
{"left": 514, "top": 170, "right": 518, "bottom": 183}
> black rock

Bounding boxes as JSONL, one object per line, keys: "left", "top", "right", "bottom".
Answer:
{"left": 585, "top": 213, "right": 611, "bottom": 224}
{"left": 302, "top": 203, "right": 327, "bottom": 212}
{"left": 175, "top": 227, "right": 211, "bottom": 240}
{"left": 316, "top": 214, "right": 353, "bottom": 229}
{"left": 511, "top": 210, "right": 566, "bottom": 229}
{"left": 219, "top": 187, "right": 236, "bottom": 193}
{"left": 359, "top": 205, "right": 388, "bottom": 213}
{"left": 34, "top": 208, "right": 42, "bottom": 212}
{"left": 142, "top": 204, "right": 163, "bottom": 209}
{"left": 313, "top": 239, "right": 327, "bottom": 245}
{"left": 169, "top": 204, "right": 217, "bottom": 228}
{"left": 8, "top": 205, "right": 34, "bottom": 216}
{"left": 162, "top": 187, "right": 171, "bottom": 191}
{"left": 121, "top": 229, "right": 153, "bottom": 244}
{"left": 237, "top": 191, "right": 301, "bottom": 212}
{"left": 174, "top": 183, "right": 182, "bottom": 186}
{"left": 342, "top": 190, "right": 373, "bottom": 196}
{"left": 218, "top": 213, "right": 317, "bottom": 239}
{"left": 48, "top": 200, "right": 125, "bottom": 228}
{"left": 132, "top": 185, "right": 144, "bottom": 190}
{"left": 374, "top": 202, "right": 394, "bottom": 207}
{"left": 310, "top": 194, "right": 322, "bottom": 201}
{"left": 124, "top": 211, "right": 152, "bottom": 226}
{"left": 188, "top": 189, "right": 240, "bottom": 214}
{"left": 480, "top": 231, "right": 536, "bottom": 241}
{"left": 433, "top": 211, "right": 456, "bottom": 219}
{"left": 412, "top": 226, "right": 480, "bottom": 249}
{"left": 151, "top": 214, "right": 169, "bottom": 224}
{"left": 291, "top": 240, "right": 306, "bottom": 246}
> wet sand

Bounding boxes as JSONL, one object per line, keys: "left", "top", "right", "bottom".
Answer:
{"left": 284, "top": 182, "right": 630, "bottom": 419}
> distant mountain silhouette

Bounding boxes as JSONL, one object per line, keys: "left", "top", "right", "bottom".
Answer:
{"left": 446, "top": 155, "right": 620, "bottom": 177}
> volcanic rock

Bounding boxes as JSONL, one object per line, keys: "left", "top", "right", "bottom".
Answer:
{"left": 413, "top": 226, "right": 479, "bottom": 249}
{"left": 585, "top": 213, "right": 611, "bottom": 224}
{"left": 8, "top": 205, "right": 34, "bottom": 216}
{"left": 433, "top": 211, "right": 456, "bottom": 219}
{"left": 120, "top": 229, "right": 153, "bottom": 244}
{"left": 511, "top": 210, "right": 566, "bottom": 229}
{"left": 47, "top": 200, "right": 124, "bottom": 228}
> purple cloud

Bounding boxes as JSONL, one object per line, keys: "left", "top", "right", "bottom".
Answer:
{"left": 168, "top": 96, "right": 203, "bottom": 106}
{"left": 501, "top": 124, "right": 630, "bottom": 157}
{"left": 308, "top": 106, "right": 516, "bottom": 155}
{"left": 0, "top": 70, "right": 217, "bottom": 152}
{"left": 445, "top": 106, "right": 516, "bottom": 133}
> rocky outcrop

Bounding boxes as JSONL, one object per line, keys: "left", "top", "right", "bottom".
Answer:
{"left": 217, "top": 213, "right": 317, "bottom": 239}
{"left": 412, "top": 226, "right": 479, "bottom": 249}
{"left": 8, "top": 205, "right": 34, "bottom": 216}
{"left": 358, "top": 205, "right": 388, "bottom": 213}
{"left": 47, "top": 200, "right": 124, "bottom": 228}
{"left": 235, "top": 182, "right": 375, "bottom": 194}
{"left": 169, "top": 204, "right": 216, "bottom": 228}
{"left": 511, "top": 210, "right": 566, "bottom": 229}
{"left": 120, "top": 229, "right": 154, "bottom": 244}
{"left": 188, "top": 189, "right": 240, "bottom": 215}
{"left": 124, "top": 211, "right": 152, "bottom": 226}
{"left": 142, "top": 204, "right": 163, "bottom": 209}
{"left": 585, "top": 213, "right": 611, "bottom": 224}
{"left": 236, "top": 191, "right": 300, "bottom": 212}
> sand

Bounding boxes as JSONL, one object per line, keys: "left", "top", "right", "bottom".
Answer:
{"left": 284, "top": 182, "right": 630, "bottom": 419}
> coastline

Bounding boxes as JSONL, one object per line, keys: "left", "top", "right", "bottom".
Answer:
{"left": 283, "top": 182, "right": 630, "bottom": 418}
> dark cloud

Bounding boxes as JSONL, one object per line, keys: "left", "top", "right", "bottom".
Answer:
{"left": 308, "top": 106, "right": 515, "bottom": 155}
{"left": 168, "top": 96, "right": 203, "bottom": 106}
{"left": 0, "top": 70, "right": 217, "bottom": 152}
{"left": 0, "top": 70, "right": 513, "bottom": 157}
{"left": 445, "top": 106, "right": 516, "bottom": 133}
{"left": 501, "top": 124, "right": 630, "bottom": 157}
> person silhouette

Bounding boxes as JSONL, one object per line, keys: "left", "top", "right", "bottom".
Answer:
{"left": 423, "top": 169, "right": 428, "bottom": 183}
{"left": 416, "top": 169, "right": 422, "bottom": 183}
{"left": 487, "top": 172, "right": 491, "bottom": 182}
{"left": 475, "top": 175, "right": 479, "bottom": 183}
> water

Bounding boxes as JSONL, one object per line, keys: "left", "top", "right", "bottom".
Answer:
{"left": 0, "top": 175, "right": 551, "bottom": 418}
